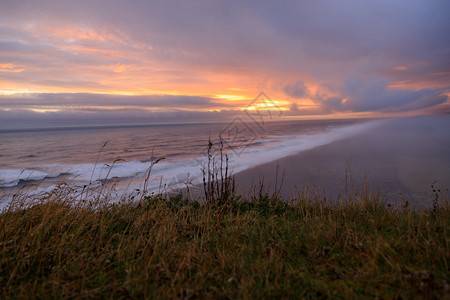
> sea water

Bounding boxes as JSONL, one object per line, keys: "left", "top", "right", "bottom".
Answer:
{"left": 1, "top": 116, "right": 448, "bottom": 208}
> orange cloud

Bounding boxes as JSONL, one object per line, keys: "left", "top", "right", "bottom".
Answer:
{"left": 1, "top": 1, "right": 447, "bottom": 120}
{"left": 0, "top": 63, "right": 24, "bottom": 73}
{"left": 113, "top": 64, "right": 127, "bottom": 73}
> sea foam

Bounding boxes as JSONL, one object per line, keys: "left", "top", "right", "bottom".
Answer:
{"left": 0, "top": 120, "right": 384, "bottom": 194}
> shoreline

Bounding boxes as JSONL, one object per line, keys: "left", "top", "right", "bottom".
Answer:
{"left": 234, "top": 117, "right": 450, "bottom": 208}
{"left": 1, "top": 116, "right": 449, "bottom": 209}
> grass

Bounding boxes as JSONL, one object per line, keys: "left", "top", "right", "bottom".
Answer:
{"left": 0, "top": 183, "right": 449, "bottom": 299}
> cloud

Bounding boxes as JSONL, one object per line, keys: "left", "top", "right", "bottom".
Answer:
{"left": 0, "top": 106, "right": 243, "bottom": 131}
{"left": 0, "top": 63, "right": 24, "bottom": 73}
{"left": 283, "top": 81, "right": 308, "bottom": 99}
{"left": 0, "top": 93, "right": 231, "bottom": 110}
{"left": 310, "top": 77, "right": 448, "bottom": 113}
{"left": 0, "top": 0, "right": 449, "bottom": 118}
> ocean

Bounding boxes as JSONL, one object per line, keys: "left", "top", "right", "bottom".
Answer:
{"left": 1, "top": 116, "right": 448, "bottom": 208}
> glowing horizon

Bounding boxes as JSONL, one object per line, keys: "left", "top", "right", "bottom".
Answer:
{"left": 1, "top": 1, "right": 449, "bottom": 125}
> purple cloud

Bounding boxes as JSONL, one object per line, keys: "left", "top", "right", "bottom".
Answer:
{"left": 0, "top": 0, "right": 449, "bottom": 119}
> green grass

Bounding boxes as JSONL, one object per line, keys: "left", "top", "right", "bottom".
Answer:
{"left": 0, "top": 184, "right": 448, "bottom": 299}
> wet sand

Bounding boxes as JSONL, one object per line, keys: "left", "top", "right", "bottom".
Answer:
{"left": 235, "top": 117, "right": 450, "bottom": 208}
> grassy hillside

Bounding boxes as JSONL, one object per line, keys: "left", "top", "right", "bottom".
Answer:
{"left": 0, "top": 183, "right": 448, "bottom": 299}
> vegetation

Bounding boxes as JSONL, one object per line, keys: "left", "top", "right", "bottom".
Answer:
{"left": 0, "top": 182, "right": 449, "bottom": 299}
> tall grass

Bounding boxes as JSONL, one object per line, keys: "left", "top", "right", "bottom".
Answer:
{"left": 1, "top": 184, "right": 449, "bottom": 298}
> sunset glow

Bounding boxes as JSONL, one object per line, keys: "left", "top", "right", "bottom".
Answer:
{"left": 1, "top": 1, "right": 449, "bottom": 126}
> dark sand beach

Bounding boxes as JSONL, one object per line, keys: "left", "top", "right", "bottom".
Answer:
{"left": 235, "top": 117, "right": 450, "bottom": 208}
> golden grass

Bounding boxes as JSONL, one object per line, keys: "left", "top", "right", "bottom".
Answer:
{"left": 0, "top": 182, "right": 449, "bottom": 299}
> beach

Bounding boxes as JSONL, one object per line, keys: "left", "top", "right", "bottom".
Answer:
{"left": 235, "top": 116, "right": 450, "bottom": 208}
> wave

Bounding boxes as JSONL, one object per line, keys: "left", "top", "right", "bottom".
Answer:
{"left": 0, "top": 169, "right": 59, "bottom": 188}
{"left": 0, "top": 120, "right": 385, "bottom": 191}
{"left": 230, "top": 119, "right": 384, "bottom": 174}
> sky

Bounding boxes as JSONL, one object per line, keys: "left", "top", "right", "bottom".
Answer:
{"left": 0, "top": 0, "right": 449, "bottom": 127}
